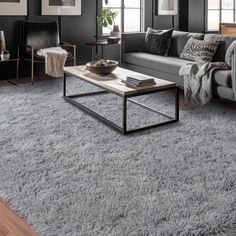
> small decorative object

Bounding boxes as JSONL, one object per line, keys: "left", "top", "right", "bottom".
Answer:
{"left": 97, "top": 5, "right": 120, "bottom": 37}
{"left": 1, "top": 50, "right": 10, "bottom": 61}
{"left": 157, "top": 0, "right": 178, "bottom": 15}
{"left": 86, "top": 59, "right": 118, "bottom": 74}
{"left": 0, "top": 31, "right": 6, "bottom": 52}
{"left": 0, "top": 0, "right": 27, "bottom": 16}
{"left": 42, "top": 0, "right": 82, "bottom": 15}
{"left": 107, "top": 36, "right": 120, "bottom": 44}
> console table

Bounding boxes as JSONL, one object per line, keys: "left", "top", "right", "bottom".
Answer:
{"left": 220, "top": 23, "right": 236, "bottom": 36}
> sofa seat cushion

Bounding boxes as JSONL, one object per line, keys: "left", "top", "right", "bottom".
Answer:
{"left": 212, "top": 70, "right": 232, "bottom": 87}
{"left": 123, "top": 52, "right": 191, "bottom": 75}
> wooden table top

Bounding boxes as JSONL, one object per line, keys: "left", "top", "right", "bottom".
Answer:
{"left": 64, "top": 66, "right": 176, "bottom": 96}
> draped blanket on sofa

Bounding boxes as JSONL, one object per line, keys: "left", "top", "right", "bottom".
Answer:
{"left": 179, "top": 62, "right": 229, "bottom": 106}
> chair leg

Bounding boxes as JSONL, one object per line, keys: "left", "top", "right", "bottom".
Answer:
{"left": 31, "top": 60, "right": 34, "bottom": 85}
{"left": 74, "top": 46, "right": 76, "bottom": 66}
{"left": 31, "top": 49, "right": 34, "bottom": 85}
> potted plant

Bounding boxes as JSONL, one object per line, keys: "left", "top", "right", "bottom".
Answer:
{"left": 97, "top": 4, "right": 120, "bottom": 37}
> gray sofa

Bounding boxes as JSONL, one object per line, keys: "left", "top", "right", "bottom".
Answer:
{"left": 121, "top": 30, "right": 236, "bottom": 101}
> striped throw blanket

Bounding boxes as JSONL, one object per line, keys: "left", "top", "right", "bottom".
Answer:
{"left": 179, "top": 62, "right": 229, "bottom": 106}
{"left": 37, "top": 47, "right": 68, "bottom": 78}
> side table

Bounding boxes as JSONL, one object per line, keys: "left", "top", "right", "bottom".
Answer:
{"left": 0, "top": 57, "right": 20, "bottom": 80}
{"left": 86, "top": 40, "right": 120, "bottom": 62}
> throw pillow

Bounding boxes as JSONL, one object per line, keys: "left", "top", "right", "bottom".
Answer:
{"left": 141, "top": 28, "right": 173, "bottom": 56}
{"left": 180, "top": 37, "right": 220, "bottom": 63}
{"left": 225, "top": 39, "right": 236, "bottom": 68}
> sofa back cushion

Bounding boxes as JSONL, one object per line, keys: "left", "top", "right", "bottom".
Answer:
{"left": 169, "top": 31, "right": 204, "bottom": 57}
{"left": 204, "top": 34, "right": 236, "bottom": 62}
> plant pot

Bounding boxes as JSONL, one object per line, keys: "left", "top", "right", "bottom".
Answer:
{"left": 1, "top": 53, "right": 10, "bottom": 61}
{"left": 111, "top": 25, "right": 121, "bottom": 38}
{"left": 110, "top": 31, "right": 121, "bottom": 38}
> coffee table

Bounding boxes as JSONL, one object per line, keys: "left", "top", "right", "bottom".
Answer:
{"left": 63, "top": 66, "right": 179, "bottom": 135}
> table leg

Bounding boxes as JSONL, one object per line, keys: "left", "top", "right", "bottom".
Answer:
{"left": 16, "top": 59, "right": 19, "bottom": 79}
{"left": 122, "top": 97, "right": 127, "bottom": 135}
{"left": 63, "top": 73, "right": 67, "bottom": 97}
{"left": 102, "top": 45, "right": 104, "bottom": 59}
{"left": 91, "top": 46, "right": 94, "bottom": 60}
{"left": 175, "top": 87, "right": 179, "bottom": 121}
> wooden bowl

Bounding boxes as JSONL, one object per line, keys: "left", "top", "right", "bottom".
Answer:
{"left": 86, "top": 60, "right": 118, "bottom": 74}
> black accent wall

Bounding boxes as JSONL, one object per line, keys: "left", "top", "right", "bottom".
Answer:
{"left": 188, "top": 0, "right": 206, "bottom": 33}
{"left": 0, "top": 0, "right": 203, "bottom": 79}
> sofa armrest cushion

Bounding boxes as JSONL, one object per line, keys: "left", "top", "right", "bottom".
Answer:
{"left": 231, "top": 47, "right": 236, "bottom": 100}
{"left": 225, "top": 40, "right": 236, "bottom": 68}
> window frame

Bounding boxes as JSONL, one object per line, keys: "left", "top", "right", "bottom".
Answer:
{"left": 206, "top": 0, "right": 236, "bottom": 32}
{"left": 100, "top": 0, "right": 145, "bottom": 34}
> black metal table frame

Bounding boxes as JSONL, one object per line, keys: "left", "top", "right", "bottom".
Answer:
{"left": 63, "top": 73, "right": 179, "bottom": 135}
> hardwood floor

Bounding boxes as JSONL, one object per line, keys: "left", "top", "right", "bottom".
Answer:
{"left": 0, "top": 76, "right": 50, "bottom": 236}
{"left": 0, "top": 199, "right": 40, "bottom": 236}
{"left": 0, "top": 77, "right": 45, "bottom": 236}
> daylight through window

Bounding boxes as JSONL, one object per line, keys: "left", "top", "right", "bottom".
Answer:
{"left": 102, "top": 0, "right": 144, "bottom": 34}
{"left": 207, "top": 0, "right": 235, "bottom": 31}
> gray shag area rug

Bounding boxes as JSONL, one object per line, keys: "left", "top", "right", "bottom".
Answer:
{"left": 0, "top": 77, "right": 236, "bottom": 236}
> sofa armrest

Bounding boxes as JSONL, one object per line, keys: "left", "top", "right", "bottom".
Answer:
{"left": 121, "top": 32, "right": 145, "bottom": 64}
{"left": 232, "top": 48, "right": 236, "bottom": 101}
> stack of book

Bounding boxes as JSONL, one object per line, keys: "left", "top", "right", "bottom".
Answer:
{"left": 122, "top": 74, "right": 156, "bottom": 88}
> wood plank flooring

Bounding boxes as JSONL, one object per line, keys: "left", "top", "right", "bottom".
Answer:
{"left": 0, "top": 198, "right": 40, "bottom": 236}
{"left": 0, "top": 76, "right": 51, "bottom": 236}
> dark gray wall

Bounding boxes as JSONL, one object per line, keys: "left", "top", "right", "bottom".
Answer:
{"left": 188, "top": 0, "right": 206, "bottom": 33}
{"left": 152, "top": 0, "right": 189, "bottom": 31}
{"left": 0, "top": 0, "right": 98, "bottom": 79}
{"left": 0, "top": 0, "right": 203, "bottom": 79}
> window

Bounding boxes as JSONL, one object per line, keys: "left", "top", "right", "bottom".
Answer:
{"left": 102, "top": 0, "right": 144, "bottom": 34}
{"left": 207, "top": 0, "right": 235, "bottom": 31}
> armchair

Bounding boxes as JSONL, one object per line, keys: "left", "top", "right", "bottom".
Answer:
{"left": 19, "top": 21, "right": 76, "bottom": 84}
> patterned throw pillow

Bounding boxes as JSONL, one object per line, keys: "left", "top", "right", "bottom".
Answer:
{"left": 180, "top": 37, "right": 220, "bottom": 63}
{"left": 142, "top": 28, "right": 173, "bottom": 56}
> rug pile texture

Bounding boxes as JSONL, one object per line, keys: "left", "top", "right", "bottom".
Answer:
{"left": 0, "top": 78, "right": 236, "bottom": 236}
